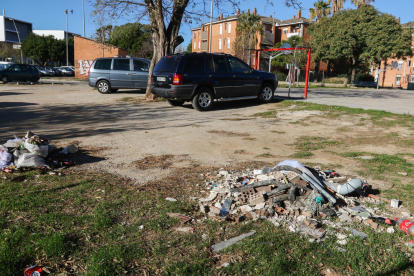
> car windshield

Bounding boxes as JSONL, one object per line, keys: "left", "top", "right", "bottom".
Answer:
{"left": 0, "top": 64, "right": 11, "bottom": 70}
{"left": 153, "top": 56, "right": 179, "bottom": 73}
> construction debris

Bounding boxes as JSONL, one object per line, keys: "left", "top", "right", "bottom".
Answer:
{"left": 211, "top": 231, "right": 256, "bottom": 252}
{"left": 192, "top": 159, "right": 414, "bottom": 251}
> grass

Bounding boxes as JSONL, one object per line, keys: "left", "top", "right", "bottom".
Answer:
{"left": 252, "top": 110, "right": 278, "bottom": 118}
{"left": 295, "top": 136, "right": 343, "bottom": 152}
{"left": 292, "top": 151, "right": 314, "bottom": 158}
{"left": 1, "top": 162, "right": 414, "bottom": 275}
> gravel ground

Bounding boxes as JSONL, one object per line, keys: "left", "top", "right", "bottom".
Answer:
{"left": 1, "top": 80, "right": 407, "bottom": 185}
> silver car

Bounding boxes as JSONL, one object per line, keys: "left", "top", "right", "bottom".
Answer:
{"left": 88, "top": 57, "right": 150, "bottom": 94}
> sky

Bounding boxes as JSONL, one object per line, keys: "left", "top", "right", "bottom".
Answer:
{"left": 1, "top": 0, "right": 413, "bottom": 49}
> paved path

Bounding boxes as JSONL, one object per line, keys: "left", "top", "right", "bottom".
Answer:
{"left": 276, "top": 87, "right": 414, "bottom": 115}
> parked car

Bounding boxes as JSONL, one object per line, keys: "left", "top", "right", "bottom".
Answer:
{"left": 50, "top": 67, "right": 63, "bottom": 76}
{"left": 150, "top": 53, "right": 278, "bottom": 111}
{"left": 88, "top": 57, "right": 150, "bottom": 93}
{"left": 45, "top": 67, "right": 56, "bottom": 76}
{"left": 0, "top": 61, "right": 14, "bottom": 70}
{"left": 36, "top": 66, "right": 51, "bottom": 77}
{"left": 0, "top": 64, "right": 40, "bottom": 83}
{"left": 58, "top": 67, "right": 74, "bottom": 76}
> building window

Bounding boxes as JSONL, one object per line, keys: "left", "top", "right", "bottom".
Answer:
{"left": 219, "top": 24, "right": 222, "bottom": 35}
{"left": 218, "top": 39, "right": 222, "bottom": 50}
{"left": 408, "top": 60, "right": 411, "bottom": 68}
{"left": 228, "top": 22, "right": 231, "bottom": 33}
{"left": 198, "top": 31, "right": 200, "bottom": 38}
{"left": 283, "top": 28, "right": 288, "bottom": 35}
{"left": 411, "top": 75, "right": 414, "bottom": 83}
{"left": 194, "top": 42, "right": 196, "bottom": 49}
{"left": 194, "top": 32, "right": 196, "bottom": 39}
{"left": 227, "top": 38, "right": 230, "bottom": 49}
{"left": 398, "top": 61, "right": 403, "bottom": 71}
{"left": 198, "top": 41, "right": 200, "bottom": 49}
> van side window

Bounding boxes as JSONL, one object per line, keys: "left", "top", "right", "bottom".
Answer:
{"left": 212, "top": 56, "right": 229, "bottom": 73}
{"left": 94, "top": 59, "right": 112, "bottom": 70}
{"left": 113, "top": 59, "right": 131, "bottom": 71}
{"left": 133, "top": 60, "right": 149, "bottom": 72}
{"left": 183, "top": 57, "right": 205, "bottom": 73}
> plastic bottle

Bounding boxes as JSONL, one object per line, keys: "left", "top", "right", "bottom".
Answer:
{"left": 395, "top": 218, "right": 414, "bottom": 237}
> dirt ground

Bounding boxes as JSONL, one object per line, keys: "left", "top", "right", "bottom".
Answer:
{"left": 1, "top": 81, "right": 413, "bottom": 187}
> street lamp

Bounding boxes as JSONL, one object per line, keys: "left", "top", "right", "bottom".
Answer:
{"left": 64, "top": 9, "right": 73, "bottom": 66}
{"left": 8, "top": 18, "right": 23, "bottom": 63}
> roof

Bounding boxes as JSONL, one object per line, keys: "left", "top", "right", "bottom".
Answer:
{"left": 402, "top": 21, "right": 414, "bottom": 28}
{"left": 277, "top": 17, "right": 312, "bottom": 26}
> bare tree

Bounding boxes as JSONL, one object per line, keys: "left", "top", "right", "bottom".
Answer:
{"left": 93, "top": 0, "right": 301, "bottom": 100}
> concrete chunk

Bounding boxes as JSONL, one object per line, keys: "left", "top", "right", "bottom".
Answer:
{"left": 211, "top": 231, "right": 256, "bottom": 252}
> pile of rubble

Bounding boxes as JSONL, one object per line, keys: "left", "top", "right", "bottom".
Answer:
{"left": 0, "top": 131, "right": 78, "bottom": 174}
{"left": 193, "top": 160, "right": 414, "bottom": 250}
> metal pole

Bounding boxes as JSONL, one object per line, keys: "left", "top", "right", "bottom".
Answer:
{"left": 66, "top": 11, "right": 68, "bottom": 66}
{"left": 10, "top": 19, "right": 23, "bottom": 63}
{"left": 209, "top": 0, "right": 213, "bottom": 53}
{"left": 288, "top": 64, "right": 292, "bottom": 97}
{"left": 82, "top": 0, "right": 85, "bottom": 37}
{"left": 304, "top": 47, "right": 311, "bottom": 99}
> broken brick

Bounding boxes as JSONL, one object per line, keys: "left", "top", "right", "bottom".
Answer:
{"left": 240, "top": 188, "right": 255, "bottom": 203}
{"left": 255, "top": 186, "right": 272, "bottom": 193}
{"left": 166, "top": 213, "right": 192, "bottom": 224}
{"left": 365, "top": 219, "right": 379, "bottom": 231}
{"left": 249, "top": 193, "right": 265, "bottom": 205}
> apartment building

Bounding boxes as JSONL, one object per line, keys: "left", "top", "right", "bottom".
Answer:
{"left": 190, "top": 8, "right": 312, "bottom": 71}
{"left": 374, "top": 22, "right": 414, "bottom": 89}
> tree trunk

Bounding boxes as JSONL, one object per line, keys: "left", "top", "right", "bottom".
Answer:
{"left": 350, "top": 57, "right": 356, "bottom": 82}
{"left": 144, "top": 0, "right": 187, "bottom": 100}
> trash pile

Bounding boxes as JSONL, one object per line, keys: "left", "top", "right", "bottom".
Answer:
{"left": 0, "top": 131, "right": 78, "bottom": 174}
{"left": 194, "top": 159, "right": 414, "bottom": 250}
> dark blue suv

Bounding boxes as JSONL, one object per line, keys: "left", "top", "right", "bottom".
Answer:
{"left": 150, "top": 53, "right": 278, "bottom": 111}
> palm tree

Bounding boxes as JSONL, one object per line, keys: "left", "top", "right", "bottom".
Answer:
{"left": 236, "top": 13, "right": 265, "bottom": 63}
{"left": 329, "top": 0, "right": 374, "bottom": 14}
{"left": 309, "top": 0, "right": 331, "bottom": 22}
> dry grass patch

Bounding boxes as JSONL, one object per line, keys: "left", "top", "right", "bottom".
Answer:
{"left": 132, "top": 154, "right": 175, "bottom": 170}
{"left": 207, "top": 130, "right": 250, "bottom": 137}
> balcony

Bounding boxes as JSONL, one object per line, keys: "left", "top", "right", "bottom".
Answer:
{"left": 201, "top": 41, "right": 208, "bottom": 52}
{"left": 286, "top": 32, "right": 302, "bottom": 39}
{"left": 287, "top": 32, "right": 302, "bottom": 38}
{"left": 201, "top": 31, "right": 208, "bottom": 40}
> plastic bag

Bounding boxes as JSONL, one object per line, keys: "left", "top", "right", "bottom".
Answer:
{"left": 24, "top": 140, "right": 50, "bottom": 157}
{"left": 4, "top": 138, "right": 23, "bottom": 148}
{"left": 0, "top": 150, "right": 14, "bottom": 169}
{"left": 16, "top": 153, "right": 46, "bottom": 168}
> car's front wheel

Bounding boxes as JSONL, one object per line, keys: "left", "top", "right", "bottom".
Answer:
{"left": 1, "top": 75, "right": 8, "bottom": 84}
{"left": 258, "top": 83, "right": 274, "bottom": 103}
{"left": 192, "top": 88, "right": 214, "bottom": 111}
{"left": 167, "top": 99, "right": 185, "bottom": 106}
{"left": 97, "top": 80, "right": 111, "bottom": 94}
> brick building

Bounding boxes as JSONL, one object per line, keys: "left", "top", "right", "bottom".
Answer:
{"left": 74, "top": 35, "right": 128, "bottom": 79}
{"left": 190, "top": 8, "right": 317, "bottom": 71}
{"left": 373, "top": 22, "right": 414, "bottom": 89}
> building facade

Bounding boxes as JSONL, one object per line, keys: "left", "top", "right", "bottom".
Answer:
{"left": 374, "top": 22, "right": 414, "bottom": 89}
{"left": 74, "top": 36, "right": 128, "bottom": 79}
{"left": 190, "top": 8, "right": 314, "bottom": 71}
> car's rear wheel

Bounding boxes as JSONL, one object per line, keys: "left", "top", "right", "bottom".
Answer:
{"left": 97, "top": 80, "right": 111, "bottom": 94}
{"left": 258, "top": 83, "right": 274, "bottom": 103}
{"left": 192, "top": 88, "right": 214, "bottom": 111}
{"left": 1, "top": 75, "right": 8, "bottom": 84}
{"left": 167, "top": 99, "right": 185, "bottom": 106}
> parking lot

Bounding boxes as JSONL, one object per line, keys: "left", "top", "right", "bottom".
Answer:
{"left": 1, "top": 80, "right": 413, "bottom": 183}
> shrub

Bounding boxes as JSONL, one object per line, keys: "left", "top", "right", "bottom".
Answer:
{"left": 355, "top": 73, "right": 375, "bottom": 82}
{"left": 273, "top": 71, "right": 287, "bottom": 82}
{"left": 324, "top": 77, "right": 347, "bottom": 84}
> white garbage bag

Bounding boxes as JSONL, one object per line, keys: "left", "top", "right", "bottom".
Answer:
{"left": 0, "top": 150, "right": 14, "bottom": 169}
{"left": 23, "top": 140, "right": 50, "bottom": 158}
{"left": 16, "top": 153, "right": 46, "bottom": 168}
